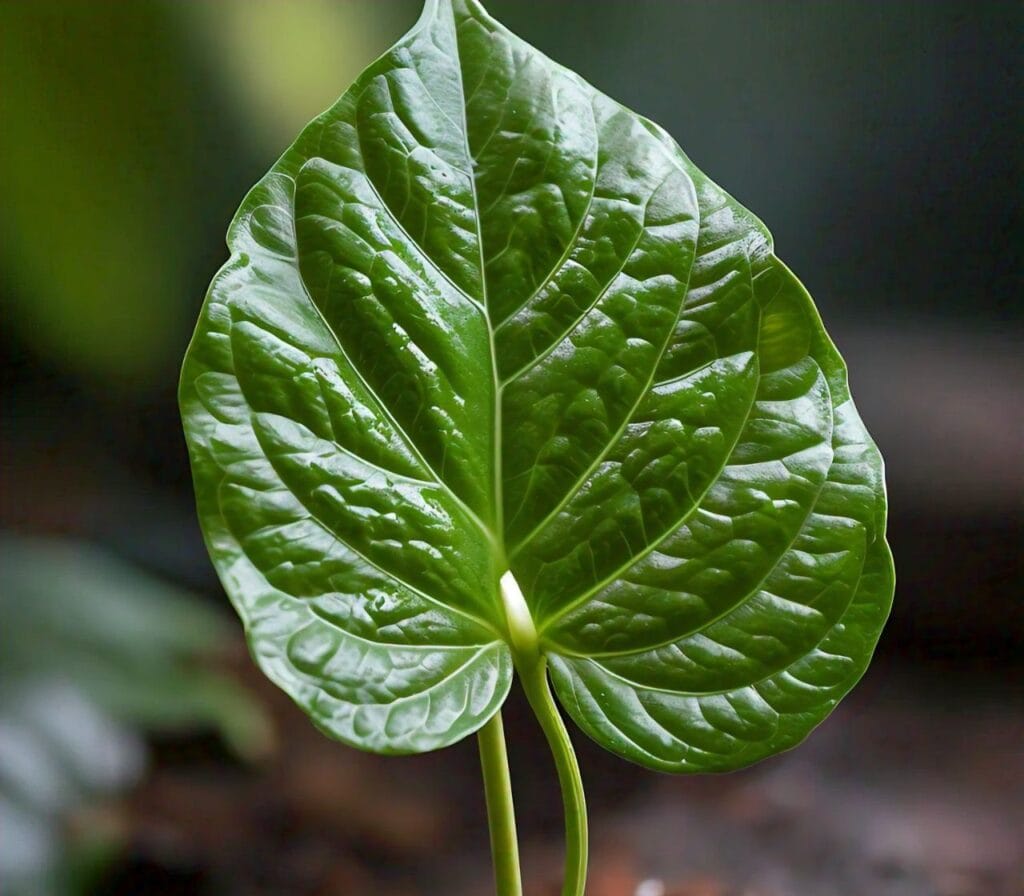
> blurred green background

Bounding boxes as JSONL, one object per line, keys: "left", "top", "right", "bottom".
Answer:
{"left": 1, "top": 2, "right": 1020, "bottom": 895}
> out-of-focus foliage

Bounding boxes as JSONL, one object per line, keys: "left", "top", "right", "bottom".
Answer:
{"left": 0, "top": 681, "right": 141, "bottom": 896}
{"left": 181, "top": 0, "right": 401, "bottom": 150}
{"left": 0, "top": 538, "right": 271, "bottom": 896}
{"left": 0, "top": 0, "right": 398, "bottom": 394}
{"left": 0, "top": 2, "right": 208, "bottom": 389}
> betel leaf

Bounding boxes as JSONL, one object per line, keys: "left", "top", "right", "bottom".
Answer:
{"left": 181, "top": 0, "right": 893, "bottom": 772}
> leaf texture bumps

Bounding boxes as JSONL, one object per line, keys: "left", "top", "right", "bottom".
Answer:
{"left": 180, "top": 0, "right": 893, "bottom": 769}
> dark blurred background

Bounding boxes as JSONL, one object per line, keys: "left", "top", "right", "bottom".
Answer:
{"left": 1, "top": 2, "right": 1021, "bottom": 895}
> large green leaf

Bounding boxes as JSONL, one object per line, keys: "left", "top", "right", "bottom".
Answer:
{"left": 181, "top": 0, "right": 892, "bottom": 770}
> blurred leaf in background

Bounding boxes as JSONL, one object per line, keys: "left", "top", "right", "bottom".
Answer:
{"left": 0, "top": 2, "right": 210, "bottom": 390}
{"left": 0, "top": 538, "right": 271, "bottom": 896}
{"left": 0, "top": 0, "right": 402, "bottom": 395}
{"left": 181, "top": 0, "right": 404, "bottom": 152}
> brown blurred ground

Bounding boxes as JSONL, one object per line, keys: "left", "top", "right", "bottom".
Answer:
{"left": 87, "top": 653, "right": 1022, "bottom": 896}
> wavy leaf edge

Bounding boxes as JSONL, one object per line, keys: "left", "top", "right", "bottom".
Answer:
{"left": 180, "top": 0, "right": 893, "bottom": 771}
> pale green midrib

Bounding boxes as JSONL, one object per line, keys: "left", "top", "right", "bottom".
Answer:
{"left": 438, "top": 0, "right": 506, "bottom": 563}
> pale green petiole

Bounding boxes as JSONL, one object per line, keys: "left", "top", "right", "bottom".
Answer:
{"left": 477, "top": 573, "right": 588, "bottom": 896}
{"left": 516, "top": 655, "right": 589, "bottom": 896}
{"left": 478, "top": 711, "right": 524, "bottom": 896}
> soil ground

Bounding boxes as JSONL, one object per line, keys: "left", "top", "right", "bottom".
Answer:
{"left": 93, "top": 658, "right": 1022, "bottom": 896}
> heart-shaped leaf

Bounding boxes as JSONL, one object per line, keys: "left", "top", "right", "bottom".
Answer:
{"left": 181, "top": 0, "right": 893, "bottom": 771}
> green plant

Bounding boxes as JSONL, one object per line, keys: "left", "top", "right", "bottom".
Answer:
{"left": 180, "top": 1, "right": 893, "bottom": 893}
{"left": 0, "top": 538, "right": 270, "bottom": 896}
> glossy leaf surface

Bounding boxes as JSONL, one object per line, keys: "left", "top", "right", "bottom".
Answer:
{"left": 181, "top": 0, "right": 893, "bottom": 769}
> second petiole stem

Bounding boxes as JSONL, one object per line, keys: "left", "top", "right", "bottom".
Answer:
{"left": 477, "top": 658, "right": 589, "bottom": 896}
{"left": 516, "top": 653, "right": 589, "bottom": 896}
